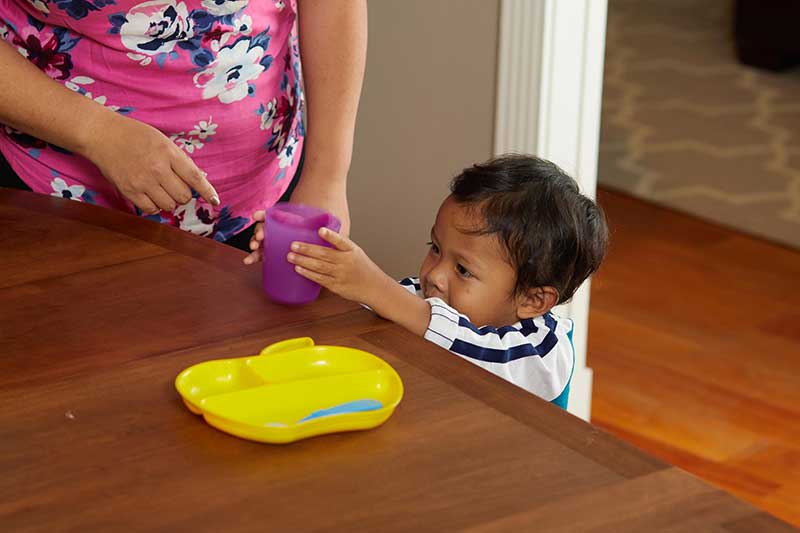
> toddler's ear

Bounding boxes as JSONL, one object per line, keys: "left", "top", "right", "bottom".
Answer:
{"left": 516, "top": 286, "right": 559, "bottom": 320}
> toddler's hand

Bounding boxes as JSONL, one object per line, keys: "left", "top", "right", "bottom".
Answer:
{"left": 242, "top": 210, "right": 266, "bottom": 264}
{"left": 287, "top": 228, "right": 384, "bottom": 303}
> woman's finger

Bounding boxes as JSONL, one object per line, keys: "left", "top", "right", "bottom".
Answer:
{"left": 130, "top": 192, "right": 159, "bottom": 215}
{"left": 148, "top": 185, "right": 177, "bottom": 213}
{"left": 171, "top": 149, "right": 219, "bottom": 206}
{"left": 250, "top": 222, "right": 264, "bottom": 244}
{"left": 243, "top": 249, "right": 262, "bottom": 265}
{"left": 160, "top": 171, "right": 193, "bottom": 206}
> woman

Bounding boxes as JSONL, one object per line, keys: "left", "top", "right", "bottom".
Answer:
{"left": 0, "top": 0, "right": 365, "bottom": 250}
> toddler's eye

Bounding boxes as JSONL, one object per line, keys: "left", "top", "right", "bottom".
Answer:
{"left": 427, "top": 241, "right": 440, "bottom": 254}
{"left": 456, "top": 264, "right": 472, "bottom": 278}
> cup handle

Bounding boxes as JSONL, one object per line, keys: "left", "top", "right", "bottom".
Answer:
{"left": 259, "top": 337, "right": 315, "bottom": 356}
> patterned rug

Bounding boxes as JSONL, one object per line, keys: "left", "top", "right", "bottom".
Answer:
{"left": 599, "top": 0, "right": 800, "bottom": 249}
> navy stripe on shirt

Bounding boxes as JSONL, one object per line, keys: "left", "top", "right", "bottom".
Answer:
{"left": 400, "top": 278, "right": 421, "bottom": 291}
{"left": 451, "top": 313, "right": 560, "bottom": 364}
{"left": 450, "top": 337, "right": 557, "bottom": 364}
{"left": 457, "top": 316, "right": 539, "bottom": 339}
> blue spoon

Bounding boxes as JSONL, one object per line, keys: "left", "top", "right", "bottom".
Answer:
{"left": 298, "top": 399, "right": 383, "bottom": 422}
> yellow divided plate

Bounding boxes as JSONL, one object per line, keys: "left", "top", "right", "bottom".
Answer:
{"left": 175, "top": 337, "right": 403, "bottom": 444}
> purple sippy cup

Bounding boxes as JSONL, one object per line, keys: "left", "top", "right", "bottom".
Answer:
{"left": 262, "top": 203, "right": 342, "bottom": 305}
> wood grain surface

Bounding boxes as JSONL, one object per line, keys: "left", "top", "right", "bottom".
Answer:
{"left": 0, "top": 189, "right": 791, "bottom": 532}
{"left": 590, "top": 188, "right": 800, "bottom": 527}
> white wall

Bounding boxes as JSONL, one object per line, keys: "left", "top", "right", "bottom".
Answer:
{"left": 494, "top": 0, "right": 608, "bottom": 420}
{"left": 349, "top": 1, "right": 500, "bottom": 279}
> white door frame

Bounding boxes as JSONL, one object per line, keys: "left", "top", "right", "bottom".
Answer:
{"left": 494, "top": 0, "right": 608, "bottom": 420}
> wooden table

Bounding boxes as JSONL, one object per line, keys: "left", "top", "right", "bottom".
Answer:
{"left": 0, "top": 189, "right": 792, "bottom": 532}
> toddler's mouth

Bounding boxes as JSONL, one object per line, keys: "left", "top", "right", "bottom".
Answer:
{"left": 422, "top": 286, "right": 446, "bottom": 303}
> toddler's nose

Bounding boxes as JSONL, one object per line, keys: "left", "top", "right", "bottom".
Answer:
{"left": 425, "top": 271, "right": 447, "bottom": 299}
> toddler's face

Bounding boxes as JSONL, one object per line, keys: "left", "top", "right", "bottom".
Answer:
{"left": 419, "top": 196, "right": 521, "bottom": 327}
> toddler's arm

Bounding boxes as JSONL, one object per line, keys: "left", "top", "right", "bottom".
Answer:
{"left": 287, "top": 228, "right": 431, "bottom": 336}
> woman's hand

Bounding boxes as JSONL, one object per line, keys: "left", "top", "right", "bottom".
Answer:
{"left": 243, "top": 210, "right": 266, "bottom": 265}
{"left": 242, "top": 168, "right": 350, "bottom": 265}
{"left": 240, "top": 0, "right": 365, "bottom": 264}
{"left": 289, "top": 174, "right": 350, "bottom": 236}
{"left": 84, "top": 112, "right": 220, "bottom": 214}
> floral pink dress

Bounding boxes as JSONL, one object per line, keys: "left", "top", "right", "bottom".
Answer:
{"left": 0, "top": 0, "right": 304, "bottom": 240}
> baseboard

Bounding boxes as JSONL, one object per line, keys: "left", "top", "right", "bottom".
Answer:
{"left": 567, "top": 365, "right": 593, "bottom": 421}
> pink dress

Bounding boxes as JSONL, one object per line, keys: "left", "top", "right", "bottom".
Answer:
{"left": 0, "top": 0, "right": 304, "bottom": 241}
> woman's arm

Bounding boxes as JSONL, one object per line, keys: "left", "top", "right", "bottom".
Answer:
{"left": 0, "top": 39, "right": 103, "bottom": 156}
{"left": 292, "top": 0, "right": 368, "bottom": 235}
{"left": 0, "top": 40, "right": 218, "bottom": 213}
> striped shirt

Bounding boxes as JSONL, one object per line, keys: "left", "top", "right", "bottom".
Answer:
{"left": 400, "top": 277, "right": 574, "bottom": 409}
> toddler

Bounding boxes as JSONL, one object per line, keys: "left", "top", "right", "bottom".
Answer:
{"left": 247, "top": 154, "right": 608, "bottom": 409}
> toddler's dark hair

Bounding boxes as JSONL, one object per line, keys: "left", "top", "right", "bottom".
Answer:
{"left": 450, "top": 154, "right": 608, "bottom": 304}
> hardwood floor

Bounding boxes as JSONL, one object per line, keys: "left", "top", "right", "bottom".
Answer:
{"left": 588, "top": 189, "right": 800, "bottom": 526}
